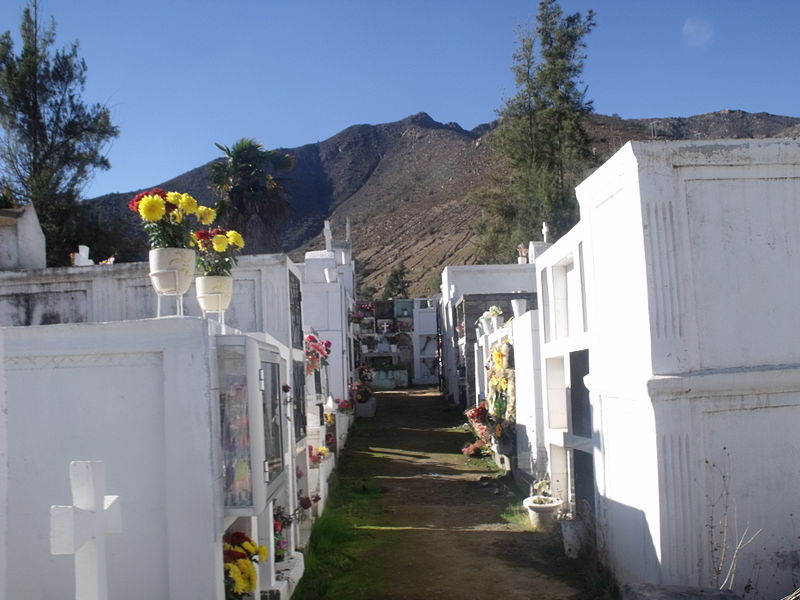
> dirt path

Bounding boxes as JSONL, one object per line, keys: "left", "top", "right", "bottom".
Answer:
{"left": 299, "top": 388, "right": 586, "bottom": 600}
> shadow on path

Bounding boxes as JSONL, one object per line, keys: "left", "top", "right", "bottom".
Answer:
{"left": 296, "top": 388, "right": 586, "bottom": 600}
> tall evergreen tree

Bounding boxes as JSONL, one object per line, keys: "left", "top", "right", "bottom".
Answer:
{"left": 381, "top": 262, "right": 410, "bottom": 300}
{"left": 471, "top": 0, "right": 595, "bottom": 262}
{"left": 0, "top": 1, "right": 119, "bottom": 265}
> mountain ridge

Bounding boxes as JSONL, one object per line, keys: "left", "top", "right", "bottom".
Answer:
{"left": 88, "top": 109, "right": 800, "bottom": 296}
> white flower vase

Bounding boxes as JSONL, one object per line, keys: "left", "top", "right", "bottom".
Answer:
{"left": 511, "top": 298, "right": 528, "bottom": 318}
{"left": 481, "top": 316, "right": 492, "bottom": 334}
{"left": 195, "top": 275, "right": 234, "bottom": 312}
{"left": 148, "top": 248, "right": 195, "bottom": 295}
{"left": 491, "top": 315, "right": 503, "bottom": 330}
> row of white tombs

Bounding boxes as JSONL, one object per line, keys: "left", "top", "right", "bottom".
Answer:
{"left": 7, "top": 138, "right": 800, "bottom": 600}
{"left": 0, "top": 222, "right": 368, "bottom": 599}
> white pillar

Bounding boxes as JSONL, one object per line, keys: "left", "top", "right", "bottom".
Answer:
{"left": 0, "top": 328, "right": 6, "bottom": 600}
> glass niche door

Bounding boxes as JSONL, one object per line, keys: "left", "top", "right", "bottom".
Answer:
{"left": 261, "top": 354, "right": 286, "bottom": 500}
{"left": 217, "top": 335, "right": 283, "bottom": 516}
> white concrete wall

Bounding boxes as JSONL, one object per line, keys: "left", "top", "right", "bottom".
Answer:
{"left": 0, "top": 253, "right": 301, "bottom": 342}
{"left": 300, "top": 246, "right": 356, "bottom": 407}
{"left": 440, "top": 264, "right": 536, "bottom": 403}
{"left": 301, "top": 280, "right": 350, "bottom": 403}
{"left": 510, "top": 310, "right": 544, "bottom": 482}
{"left": 0, "top": 326, "right": 5, "bottom": 600}
{"left": 4, "top": 318, "right": 224, "bottom": 600}
{"left": 0, "top": 206, "right": 46, "bottom": 270}
{"left": 412, "top": 301, "right": 438, "bottom": 385}
{"left": 571, "top": 139, "right": 800, "bottom": 597}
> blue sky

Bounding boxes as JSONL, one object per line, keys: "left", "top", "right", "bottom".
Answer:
{"left": 1, "top": 1, "right": 798, "bottom": 199}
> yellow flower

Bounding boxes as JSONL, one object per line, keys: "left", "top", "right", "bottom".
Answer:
{"left": 171, "top": 210, "right": 184, "bottom": 224}
{"left": 177, "top": 193, "right": 197, "bottom": 214}
{"left": 212, "top": 234, "right": 229, "bottom": 252}
{"left": 138, "top": 194, "right": 166, "bottom": 221}
{"left": 225, "top": 563, "right": 247, "bottom": 594}
{"left": 236, "top": 558, "right": 256, "bottom": 592}
{"left": 258, "top": 545, "right": 267, "bottom": 562}
{"left": 242, "top": 541, "right": 255, "bottom": 555}
{"left": 197, "top": 205, "right": 216, "bottom": 225}
{"left": 226, "top": 230, "right": 245, "bottom": 248}
{"left": 492, "top": 350, "right": 503, "bottom": 367}
{"left": 165, "top": 191, "right": 181, "bottom": 206}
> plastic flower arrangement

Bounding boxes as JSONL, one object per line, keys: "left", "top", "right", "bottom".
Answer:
{"left": 349, "top": 381, "right": 372, "bottom": 404}
{"left": 193, "top": 227, "right": 245, "bottom": 276}
{"left": 308, "top": 444, "right": 330, "bottom": 465}
{"left": 334, "top": 397, "right": 354, "bottom": 414}
{"left": 222, "top": 530, "right": 267, "bottom": 600}
{"left": 488, "top": 305, "right": 503, "bottom": 317}
{"left": 462, "top": 401, "right": 493, "bottom": 457}
{"left": 273, "top": 507, "right": 292, "bottom": 562}
{"left": 128, "top": 187, "right": 214, "bottom": 248}
{"left": 304, "top": 334, "right": 332, "bottom": 375}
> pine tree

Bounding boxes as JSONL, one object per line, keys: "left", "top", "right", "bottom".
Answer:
{"left": 471, "top": 0, "right": 595, "bottom": 262}
{"left": 0, "top": 1, "right": 119, "bottom": 265}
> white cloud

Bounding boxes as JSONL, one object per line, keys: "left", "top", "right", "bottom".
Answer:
{"left": 682, "top": 17, "right": 714, "bottom": 49}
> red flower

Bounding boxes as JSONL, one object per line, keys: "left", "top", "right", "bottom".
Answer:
{"left": 273, "top": 521, "right": 283, "bottom": 533}
{"left": 224, "top": 549, "right": 247, "bottom": 563}
{"left": 225, "top": 531, "right": 251, "bottom": 546}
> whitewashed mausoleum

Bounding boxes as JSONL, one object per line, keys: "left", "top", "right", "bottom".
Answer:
{"left": 0, "top": 216, "right": 358, "bottom": 599}
{"left": 452, "top": 138, "right": 800, "bottom": 599}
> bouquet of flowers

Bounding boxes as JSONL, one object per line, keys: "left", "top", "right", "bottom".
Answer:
{"left": 308, "top": 444, "right": 330, "bottom": 466}
{"left": 128, "top": 187, "right": 215, "bottom": 248}
{"left": 192, "top": 227, "right": 245, "bottom": 276}
{"left": 335, "top": 397, "right": 354, "bottom": 414}
{"left": 304, "top": 335, "right": 332, "bottom": 375}
{"left": 358, "top": 364, "right": 374, "bottom": 383}
{"left": 223, "top": 530, "right": 267, "bottom": 600}
{"left": 273, "top": 508, "right": 292, "bottom": 562}
{"left": 349, "top": 381, "right": 373, "bottom": 404}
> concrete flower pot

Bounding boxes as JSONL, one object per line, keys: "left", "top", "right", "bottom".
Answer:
{"left": 148, "top": 247, "right": 194, "bottom": 295}
{"left": 195, "top": 275, "right": 234, "bottom": 312}
{"left": 523, "top": 495, "right": 562, "bottom": 530}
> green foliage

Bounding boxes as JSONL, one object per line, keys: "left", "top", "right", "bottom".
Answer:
{"left": 381, "top": 261, "right": 409, "bottom": 299}
{"left": 209, "top": 137, "right": 294, "bottom": 254}
{"left": 472, "top": 0, "right": 596, "bottom": 263}
{"left": 0, "top": 1, "right": 119, "bottom": 266}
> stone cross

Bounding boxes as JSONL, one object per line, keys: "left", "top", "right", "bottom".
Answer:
{"left": 50, "top": 461, "right": 122, "bottom": 600}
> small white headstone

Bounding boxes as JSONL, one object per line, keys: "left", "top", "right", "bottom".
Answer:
{"left": 50, "top": 461, "right": 121, "bottom": 600}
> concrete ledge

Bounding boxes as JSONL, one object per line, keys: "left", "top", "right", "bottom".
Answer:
{"left": 621, "top": 583, "right": 741, "bottom": 600}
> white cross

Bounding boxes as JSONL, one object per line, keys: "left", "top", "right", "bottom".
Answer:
{"left": 50, "top": 461, "right": 122, "bottom": 600}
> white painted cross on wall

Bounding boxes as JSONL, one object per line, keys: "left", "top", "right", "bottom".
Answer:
{"left": 50, "top": 461, "right": 122, "bottom": 600}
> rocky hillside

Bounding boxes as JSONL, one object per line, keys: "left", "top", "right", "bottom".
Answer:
{"left": 89, "top": 109, "right": 800, "bottom": 297}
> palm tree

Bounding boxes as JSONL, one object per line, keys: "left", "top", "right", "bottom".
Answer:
{"left": 209, "top": 138, "right": 295, "bottom": 254}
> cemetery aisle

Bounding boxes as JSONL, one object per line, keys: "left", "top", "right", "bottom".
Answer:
{"left": 296, "top": 388, "right": 584, "bottom": 600}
